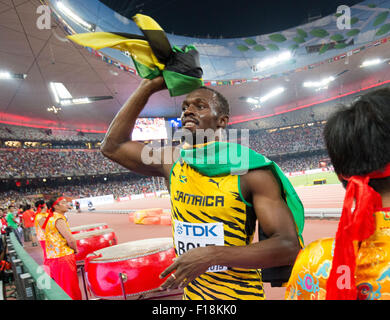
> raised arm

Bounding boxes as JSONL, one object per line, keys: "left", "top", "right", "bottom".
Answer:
{"left": 101, "top": 76, "right": 176, "bottom": 177}
{"left": 159, "top": 168, "right": 301, "bottom": 289}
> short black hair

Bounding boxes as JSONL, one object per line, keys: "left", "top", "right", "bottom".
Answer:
{"left": 324, "top": 87, "right": 390, "bottom": 192}
{"left": 35, "top": 199, "right": 46, "bottom": 208}
{"left": 195, "top": 86, "right": 230, "bottom": 116}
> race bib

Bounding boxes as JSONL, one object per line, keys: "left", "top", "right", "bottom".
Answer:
{"left": 173, "top": 220, "right": 228, "bottom": 272}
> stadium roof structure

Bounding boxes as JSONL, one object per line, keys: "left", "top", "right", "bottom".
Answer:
{"left": 0, "top": 0, "right": 390, "bottom": 132}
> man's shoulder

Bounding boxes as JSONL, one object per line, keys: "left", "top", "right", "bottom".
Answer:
{"left": 239, "top": 167, "right": 281, "bottom": 196}
{"left": 240, "top": 167, "right": 273, "bottom": 180}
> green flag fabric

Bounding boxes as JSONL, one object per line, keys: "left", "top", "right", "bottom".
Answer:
{"left": 180, "top": 141, "right": 305, "bottom": 245}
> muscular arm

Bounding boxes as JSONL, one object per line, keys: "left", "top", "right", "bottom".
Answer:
{"left": 159, "top": 168, "right": 301, "bottom": 289}
{"left": 56, "top": 218, "right": 78, "bottom": 253}
{"left": 100, "top": 77, "right": 177, "bottom": 178}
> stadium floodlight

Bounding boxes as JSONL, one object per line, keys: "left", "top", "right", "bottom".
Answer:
{"left": 60, "top": 97, "right": 91, "bottom": 106}
{"left": 57, "top": 2, "right": 95, "bottom": 31}
{"left": 72, "top": 97, "right": 90, "bottom": 104}
{"left": 0, "top": 71, "right": 27, "bottom": 80}
{"left": 246, "top": 87, "right": 285, "bottom": 110}
{"left": 0, "top": 72, "right": 11, "bottom": 79}
{"left": 49, "top": 82, "right": 72, "bottom": 103}
{"left": 259, "top": 87, "right": 285, "bottom": 103}
{"left": 360, "top": 58, "right": 383, "bottom": 68}
{"left": 246, "top": 97, "right": 259, "bottom": 104}
{"left": 303, "top": 76, "right": 336, "bottom": 89}
{"left": 256, "top": 51, "right": 292, "bottom": 71}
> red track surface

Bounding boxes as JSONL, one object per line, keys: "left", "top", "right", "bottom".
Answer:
{"left": 25, "top": 184, "right": 344, "bottom": 300}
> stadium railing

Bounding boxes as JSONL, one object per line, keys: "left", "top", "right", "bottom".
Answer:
{"left": 6, "top": 233, "right": 71, "bottom": 300}
{"left": 304, "top": 208, "right": 341, "bottom": 219}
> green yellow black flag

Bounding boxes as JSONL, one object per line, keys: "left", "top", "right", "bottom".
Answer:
{"left": 67, "top": 14, "right": 204, "bottom": 97}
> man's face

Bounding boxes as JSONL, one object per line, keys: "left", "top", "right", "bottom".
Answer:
{"left": 180, "top": 89, "right": 226, "bottom": 134}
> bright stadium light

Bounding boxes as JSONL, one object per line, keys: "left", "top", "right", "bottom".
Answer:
{"left": 360, "top": 58, "right": 383, "bottom": 68}
{"left": 0, "top": 72, "right": 11, "bottom": 79}
{"left": 303, "top": 76, "right": 336, "bottom": 89}
{"left": 60, "top": 97, "right": 91, "bottom": 106}
{"left": 259, "top": 87, "right": 285, "bottom": 103}
{"left": 246, "top": 97, "right": 259, "bottom": 104}
{"left": 49, "top": 82, "right": 72, "bottom": 103}
{"left": 246, "top": 87, "right": 285, "bottom": 110}
{"left": 57, "top": 2, "right": 95, "bottom": 31}
{"left": 0, "top": 71, "right": 27, "bottom": 80}
{"left": 72, "top": 97, "right": 90, "bottom": 105}
{"left": 256, "top": 51, "right": 292, "bottom": 71}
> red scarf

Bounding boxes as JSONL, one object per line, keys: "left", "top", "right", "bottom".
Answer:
{"left": 326, "top": 163, "right": 390, "bottom": 300}
{"left": 36, "top": 204, "right": 43, "bottom": 214}
{"left": 41, "top": 197, "right": 65, "bottom": 230}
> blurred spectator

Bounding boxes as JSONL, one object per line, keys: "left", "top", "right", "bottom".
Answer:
{"left": 21, "top": 204, "right": 38, "bottom": 247}
{"left": 6, "top": 205, "right": 23, "bottom": 245}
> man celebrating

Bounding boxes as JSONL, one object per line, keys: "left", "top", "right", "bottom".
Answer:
{"left": 101, "top": 76, "right": 303, "bottom": 300}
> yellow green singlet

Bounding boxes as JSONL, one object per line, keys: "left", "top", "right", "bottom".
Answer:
{"left": 170, "top": 158, "right": 265, "bottom": 300}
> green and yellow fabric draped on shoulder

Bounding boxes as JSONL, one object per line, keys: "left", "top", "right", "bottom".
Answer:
{"left": 67, "top": 14, "right": 204, "bottom": 97}
{"left": 180, "top": 141, "right": 305, "bottom": 246}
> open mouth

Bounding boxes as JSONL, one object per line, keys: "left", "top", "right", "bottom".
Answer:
{"left": 183, "top": 119, "right": 198, "bottom": 127}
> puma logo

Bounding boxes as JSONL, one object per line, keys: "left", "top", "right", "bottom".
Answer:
{"left": 208, "top": 178, "right": 220, "bottom": 188}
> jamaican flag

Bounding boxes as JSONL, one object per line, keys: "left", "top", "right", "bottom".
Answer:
{"left": 67, "top": 14, "right": 203, "bottom": 97}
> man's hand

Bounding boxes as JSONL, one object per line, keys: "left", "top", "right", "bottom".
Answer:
{"left": 139, "top": 76, "right": 167, "bottom": 94}
{"left": 159, "top": 246, "right": 216, "bottom": 290}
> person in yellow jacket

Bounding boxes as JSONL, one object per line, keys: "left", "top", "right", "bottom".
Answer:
{"left": 285, "top": 88, "right": 390, "bottom": 300}
{"left": 34, "top": 200, "right": 48, "bottom": 265}
{"left": 38, "top": 196, "right": 82, "bottom": 300}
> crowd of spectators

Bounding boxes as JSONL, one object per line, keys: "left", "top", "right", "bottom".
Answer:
{"left": 0, "top": 176, "right": 166, "bottom": 210}
{"left": 249, "top": 122, "right": 326, "bottom": 156}
{"left": 0, "top": 149, "right": 126, "bottom": 178}
{"left": 0, "top": 124, "right": 104, "bottom": 143}
{"left": 0, "top": 150, "right": 328, "bottom": 210}
{"left": 0, "top": 122, "right": 329, "bottom": 179}
{"left": 0, "top": 120, "right": 333, "bottom": 207}
{"left": 271, "top": 152, "right": 330, "bottom": 173}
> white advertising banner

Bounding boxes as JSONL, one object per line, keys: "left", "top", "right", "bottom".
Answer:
{"left": 72, "top": 194, "right": 114, "bottom": 209}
